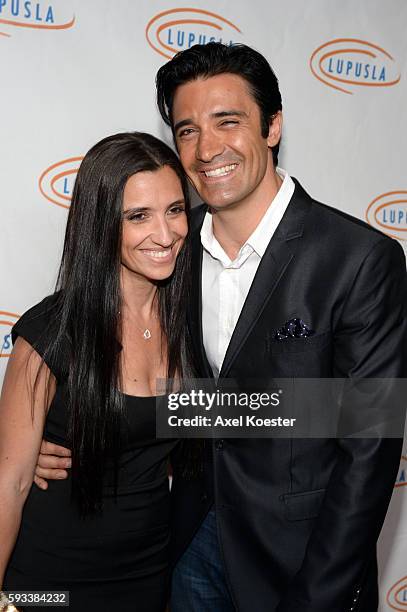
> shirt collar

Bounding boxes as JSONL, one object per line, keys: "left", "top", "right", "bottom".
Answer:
{"left": 200, "top": 168, "right": 295, "bottom": 263}
{"left": 246, "top": 168, "right": 294, "bottom": 256}
{"left": 200, "top": 211, "right": 231, "bottom": 266}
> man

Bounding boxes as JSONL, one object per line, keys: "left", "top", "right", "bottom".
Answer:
{"left": 36, "top": 43, "right": 406, "bottom": 611}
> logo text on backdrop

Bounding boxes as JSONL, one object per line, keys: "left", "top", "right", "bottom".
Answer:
{"left": 310, "top": 39, "right": 400, "bottom": 94}
{"left": 366, "top": 191, "right": 407, "bottom": 242}
{"left": 387, "top": 575, "right": 407, "bottom": 611}
{"left": 0, "top": 0, "right": 75, "bottom": 36}
{"left": 39, "top": 157, "right": 83, "bottom": 209}
{"left": 0, "top": 311, "right": 20, "bottom": 358}
{"left": 395, "top": 456, "right": 406, "bottom": 489}
{"left": 146, "top": 8, "right": 242, "bottom": 59}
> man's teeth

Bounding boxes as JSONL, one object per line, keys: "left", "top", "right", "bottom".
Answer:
{"left": 204, "top": 164, "right": 237, "bottom": 178}
{"left": 143, "top": 249, "right": 171, "bottom": 258}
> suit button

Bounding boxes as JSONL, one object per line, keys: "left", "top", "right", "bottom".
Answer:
{"left": 201, "top": 494, "right": 208, "bottom": 502}
{"left": 215, "top": 439, "right": 224, "bottom": 450}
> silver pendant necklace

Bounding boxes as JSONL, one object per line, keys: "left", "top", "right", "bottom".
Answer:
{"left": 142, "top": 328, "right": 152, "bottom": 340}
{"left": 120, "top": 309, "right": 156, "bottom": 340}
{"left": 132, "top": 317, "right": 154, "bottom": 340}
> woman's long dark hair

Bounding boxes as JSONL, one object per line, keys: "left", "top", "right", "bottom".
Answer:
{"left": 46, "top": 132, "right": 192, "bottom": 515}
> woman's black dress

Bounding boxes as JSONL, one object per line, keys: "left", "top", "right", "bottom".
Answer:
{"left": 4, "top": 296, "right": 177, "bottom": 611}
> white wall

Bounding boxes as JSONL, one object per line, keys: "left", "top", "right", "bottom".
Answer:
{"left": 1, "top": 1, "right": 406, "bottom": 607}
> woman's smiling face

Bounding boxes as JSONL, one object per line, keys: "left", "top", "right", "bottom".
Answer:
{"left": 121, "top": 165, "right": 188, "bottom": 283}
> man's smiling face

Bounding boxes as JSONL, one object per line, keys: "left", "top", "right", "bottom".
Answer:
{"left": 172, "top": 73, "right": 281, "bottom": 212}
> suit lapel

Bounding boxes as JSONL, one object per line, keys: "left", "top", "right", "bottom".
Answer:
{"left": 219, "top": 181, "right": 312, "bottom": 378}
{"left": 189, "top": 212, "right": 213, "bottom": 379}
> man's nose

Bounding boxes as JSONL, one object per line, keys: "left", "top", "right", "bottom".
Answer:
{"left": 196, "top": 129, "right": 223, "bottom": 163}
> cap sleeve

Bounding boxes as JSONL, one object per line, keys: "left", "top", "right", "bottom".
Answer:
{"left": 12, "top": 294, "right": 68, "bottom": 382}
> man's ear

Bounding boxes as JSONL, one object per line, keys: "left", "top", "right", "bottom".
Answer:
{"left": 267, "top": 111, "right": 283, "bottom": 147}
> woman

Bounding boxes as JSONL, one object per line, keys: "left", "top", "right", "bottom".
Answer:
{"left": 0, "top": 132, "right": 192, "bottom": 611}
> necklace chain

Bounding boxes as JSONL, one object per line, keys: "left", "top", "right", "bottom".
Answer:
{"left": 120, "top": 308, "right": 157, "bottom": 340}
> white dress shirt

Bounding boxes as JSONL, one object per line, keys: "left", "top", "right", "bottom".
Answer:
{"left": 201, "top": 168, "right": 295, "bottom": 378}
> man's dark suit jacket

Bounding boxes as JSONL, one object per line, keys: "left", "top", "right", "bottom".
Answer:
{"left": 170, "top": 179, "right": 407, "bottom": 612}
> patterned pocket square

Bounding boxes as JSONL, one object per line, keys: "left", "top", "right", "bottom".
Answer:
{"left": 274, "top": 318, "right": 315, "bottom": 341}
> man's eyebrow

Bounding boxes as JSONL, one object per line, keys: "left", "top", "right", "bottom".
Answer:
{"left": 174, "top": 118, "right": 193, "bottom": 133}
{"left": 212, "top": 110, "right": 248, "bottom": 119}
{"left": 174, "top": 110, "right": 248, "bottom": 133}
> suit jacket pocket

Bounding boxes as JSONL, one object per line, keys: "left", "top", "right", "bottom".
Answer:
{"left": 267, "top": 331, "right": 331, "bottom": 354}
{"left": 281, "top": 488, "right": 326, "bottom": 521}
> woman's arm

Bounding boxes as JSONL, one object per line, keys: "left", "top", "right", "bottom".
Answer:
{"left": 0, "top": 337, "right": 55, "bottom": 586}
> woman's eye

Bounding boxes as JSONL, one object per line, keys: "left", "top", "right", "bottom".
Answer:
{"left": 126, "top": 212, "right": 147, "bottom": 222}
{"left": 168, "top": 206, "right": 185, "bottom": 215}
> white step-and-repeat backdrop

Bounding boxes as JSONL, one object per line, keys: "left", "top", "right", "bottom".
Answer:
{"left": 1, "top": 1, "right": 406, "bottom": 608}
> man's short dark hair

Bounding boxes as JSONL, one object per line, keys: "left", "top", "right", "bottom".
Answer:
{"left": 156, "top": 42, "right": 283, "bottom": 166}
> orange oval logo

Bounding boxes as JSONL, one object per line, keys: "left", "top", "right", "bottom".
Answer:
{"left": 395, "top": 455, "right": 407, "bottom": 489}
{"left": 310, "top": 39, "right": 401, "bottom": 94}
{"left": 0, "top": 311, "right": 20, "bottom": 358}
{"left": 0, "top": 1, "right": 75, "bottom": 36}
{"left": 365, "top": 191, "right": 407, "bottom": 242}
{"left": 39, "top": 157, "right": 83, "bottom": 209}
{"left": 146, "top": 8, "right": 242, "bottom": 60}
{"left": 387, "top": 576, "right": 407, "bottom": 610}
